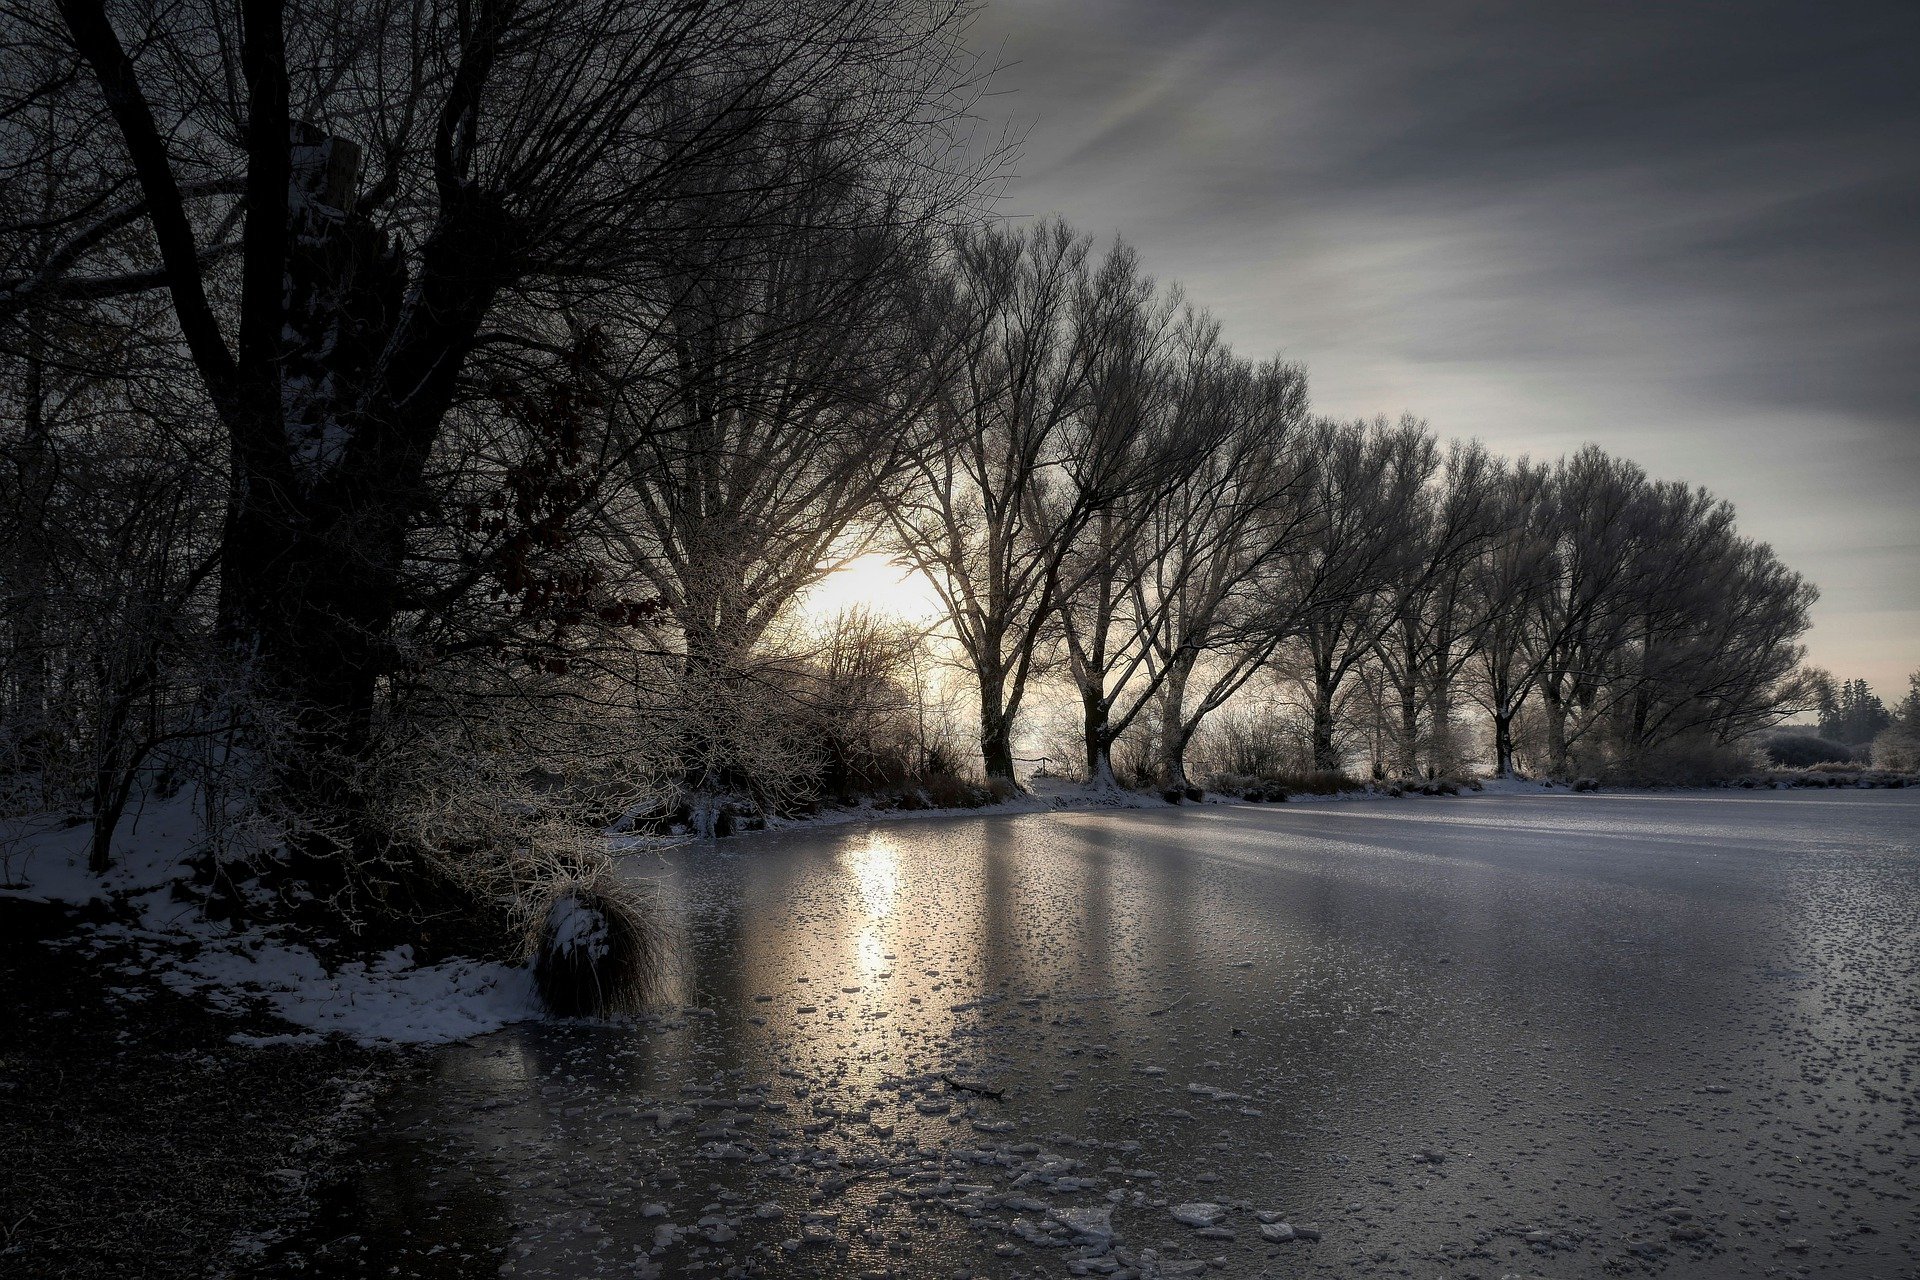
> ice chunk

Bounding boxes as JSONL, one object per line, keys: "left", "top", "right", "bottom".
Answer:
{"left": 1171, "top": 1202, "right": 1226, "bottom": 1228}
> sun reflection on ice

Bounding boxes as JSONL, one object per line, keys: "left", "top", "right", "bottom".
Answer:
{"left": 855, "top": 929, "right": 890, "bottom": 978}
{"left": 849, "top": 837, "right": 901, "bottom": 983}
{"left": 850, "top": 834, "right": 901, "bottom": 917}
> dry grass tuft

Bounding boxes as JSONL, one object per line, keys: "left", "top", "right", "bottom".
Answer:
{"left": 530, "top": 876, "right": 665, "bottom": 1018}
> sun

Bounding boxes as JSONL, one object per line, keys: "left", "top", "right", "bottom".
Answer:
{"left": 802, "top": 551, "right": 945, "bottom": 624}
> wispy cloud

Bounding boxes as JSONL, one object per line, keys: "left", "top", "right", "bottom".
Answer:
{"left": 981, "top": 0, "right": 1920, "bottom": 691}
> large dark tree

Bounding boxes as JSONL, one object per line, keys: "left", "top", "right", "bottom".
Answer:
{"left": 4, "top": 0, "right": 988, "bottom": 876}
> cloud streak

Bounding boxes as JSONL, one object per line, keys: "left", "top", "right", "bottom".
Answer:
{"left": 979, "top": 0, "right": 1920, "bottom": 693}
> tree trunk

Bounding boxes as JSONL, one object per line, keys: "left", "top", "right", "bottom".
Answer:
{"left": 18, "top": 318, "right": 48, "bottom": 710}
{"left": 1160, "top": 727, "right": 1194, "bottom": 791}
{"left": 1628, "top": 686, "right": 1652, "bottom": 764}
{"left": 222, "top": 506, "right": 393, "bottom": 751}
{"left": 1493, "top": 710, "right": 1517, "bottom": 777}
{"left": 218, "top": 481, "right": 404, "bottom": 890}
{"left": 1542, "top": 683, "right": 1569, "bottom": 778}
{"left": 8, "top": 311, "right": 52, "bottom": 771}
{"left": 675, "top": 638, "right": 742, "bottom": 800}
{"left": 1082, "top": 683, "right": 1115, "bottom": 787}
{"left": 978, "top": 675, "right": 1017, "bottom": 785}
{"left": 1429, "top": 676, "right": 1453, "bottom": 778}
{"left": 1396, "top": 677, "right": 1420, "bottom": 778}
{"left": 1158, "top": 668, "right": 1193, "bottom": 790}
{"left": 1311, "top": 666, "right": 1339, "bottom": 772}
{"left": 89, "top": 750, "right": 135, "bottom": 876}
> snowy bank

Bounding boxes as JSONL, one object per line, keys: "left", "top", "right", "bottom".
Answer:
{"left": 686, "top": 775, "right": 1178, "bottom": 842}
{"left": 2, "top": 796, "right": 541, "bottom": 1047}
{"left": 651, "top": 774, "right": 1577, "bottom": 848}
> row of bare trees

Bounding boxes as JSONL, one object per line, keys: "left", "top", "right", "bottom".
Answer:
{"left": 918, "top": 293, "right": 1816, "bottom": 789}
{"left": 0, "top": 0, "right": 1817, "bottom": 942}
{"left": 1263, "top": 439, "right": 1817, "bottom": 782}
{"left": 870, "top": 220, "right": 1815, "bottom": 787}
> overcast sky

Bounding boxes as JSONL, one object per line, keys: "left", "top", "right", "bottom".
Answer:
{"left": 972, "top": 0, "right": 1919, "bottom": 698}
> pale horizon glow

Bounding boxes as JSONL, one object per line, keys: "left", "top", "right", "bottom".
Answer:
{"left": 801, "top": 552, "right": 947, "bottom": 625}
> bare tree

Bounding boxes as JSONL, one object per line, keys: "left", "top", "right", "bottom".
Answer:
{"left": 887, "top": 221, "right": 1166, "bottom": 784}
{"left": 1469, "top": 457, "right": 1557, "bottom": 776}
{"left": 1051, "top": 303, "right": 1234, "bottom": 785}
{"left": 1369, "top": 439, "right": 1500, "bottom": 777}
{"left": 1599, "top": 485, "right": 1816, "bottom": 766}
{"left": 1526, "top": 446, "right": 1655, "bottom": 776}
{"left": 0, "top": 62, "right": 229, "bottom": 863}
{"left": 1274, "top": 416, "right": 1432, "bottom": 772}
{"left": 1132, "top": 355, "right": 1314, "bottom": 791}
{"left": 593, "top": 139, "right": 960, "bottom": 804}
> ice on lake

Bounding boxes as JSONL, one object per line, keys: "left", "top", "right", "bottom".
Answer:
{"left": 292, "top": 789, "right": 1920, "bottom": 1278}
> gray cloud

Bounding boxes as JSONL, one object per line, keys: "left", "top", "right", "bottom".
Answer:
{"left": 978, "top": 0, "right": 1920, "bottom": 694}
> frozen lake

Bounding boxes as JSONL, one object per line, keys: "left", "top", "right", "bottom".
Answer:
{"left": 288, "top": 790, "right": 1920, "bottom": 1278}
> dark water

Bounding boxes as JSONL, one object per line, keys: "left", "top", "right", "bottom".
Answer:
{"left": 286, "top": 790, "right": 1920, "bottom": 1278}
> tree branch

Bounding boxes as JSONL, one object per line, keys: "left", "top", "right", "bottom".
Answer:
{"left": 56, "top": 0, "right": 237, "bottom": 408}
{"left": 236, "top": 0, "right": 290, "bottom": 432}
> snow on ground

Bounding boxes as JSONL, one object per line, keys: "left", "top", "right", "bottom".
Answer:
{"left": 706, "top": 774, "right": 1176, "bottom": 841}
{"left": 122, "top": 899, "right": 543, "bottom": 1048}
{"left": 733, "top": 773, "right": 1563, "bottom": 839}
{"left": 2, "top": 794, "right": 541, "bottom": 1047}
{"left": 0, "top": 794, "right": 204, "bottom": 905}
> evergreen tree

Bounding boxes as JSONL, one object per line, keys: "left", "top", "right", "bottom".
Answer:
{"left": 1895, "top": 671, "right": 1920, "bottom": 729}
{"left": 1820, "top": 678, "right": 1891, "bottom": 745}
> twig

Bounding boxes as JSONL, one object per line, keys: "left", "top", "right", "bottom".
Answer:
{"left": 1147, "top": 992, "right": 1188, "bottom": 1017}
{"left": 942, "top": 1073, "right": 1005, "bottom": 1101}
{"left": 2, "top": 1208, "right": 36, "bottom": 1247}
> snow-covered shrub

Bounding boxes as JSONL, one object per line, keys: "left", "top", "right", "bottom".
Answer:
{"left": 1193, "top": 702, "right": 1313, "bottom": 784}
{"left": 650, "top": 610, "right": 976, "bottom": 826}
{"left": 1265, "top": 769, "right": 1360, "bottom": 796}
{"left": 648, "top": 640, "right": 820, "bottom": 831}
{"left": 1203, "top": 772, "right": 1285, "bottom": 801}
{"left": 351, "top": 658, "right": 677, "bottom": 971}
{"left": 531, "top": 875, "right": 663, "bottom": 1018}
{"left": 919, "top": 771, "right": 992, "bottom": 809}
{"left": 799, "top": 610, "right": 934, "bottom": 798}
{"left": 1870, "top": 723, "right": 1920, "bottom": 773}
{"left": 1096, "top": 715, "right": 1164, "bottom": 791}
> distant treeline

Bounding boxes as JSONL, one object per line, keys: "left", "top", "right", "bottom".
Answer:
{"left": 1763, "top": 674, "right": 1920, "bottom": 771}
